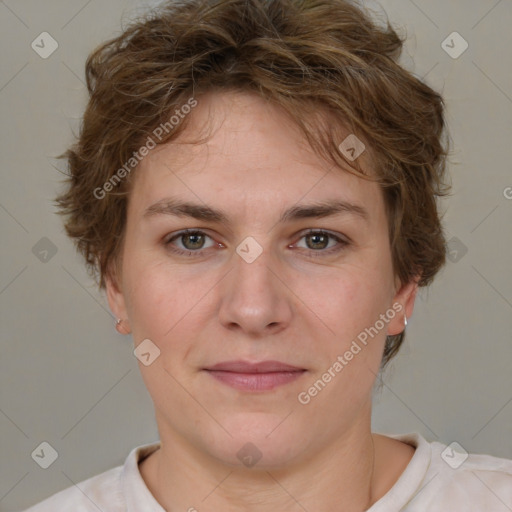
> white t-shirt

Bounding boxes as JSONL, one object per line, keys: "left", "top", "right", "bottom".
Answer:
{"left": 22, "top": 432, "right": 512, "bottom": 511}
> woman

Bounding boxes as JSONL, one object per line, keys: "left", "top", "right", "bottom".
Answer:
{"left": 24, "top": 0, "right": 512, "bottom": 510}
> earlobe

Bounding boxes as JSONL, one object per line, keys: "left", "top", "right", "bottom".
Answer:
{"left": 387, "top": 275, "right": 420, "bottom": 336}
{"left": 114, "top": 317, "right": 131, "bottom": 335}
{"left": 105, "top": 270, "right": 131, "bottom": 334}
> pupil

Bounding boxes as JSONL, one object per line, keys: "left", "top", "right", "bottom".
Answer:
{"left": 308, "top": 233, "right": 327, "bottom": 250}
{"left": 184, "top": 234, "right": 203, "bottom": 249}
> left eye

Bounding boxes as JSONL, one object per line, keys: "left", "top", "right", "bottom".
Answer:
{"left": 295, "top": 230, "right": 343, "bottom": 251}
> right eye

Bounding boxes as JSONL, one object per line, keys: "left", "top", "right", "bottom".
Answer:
{"left": 164, "top": 229, "right": 219, "bottom": 257}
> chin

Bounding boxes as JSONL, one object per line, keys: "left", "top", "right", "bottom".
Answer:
{"left": 201, "top": 413, "right": 306, "bottom": 469}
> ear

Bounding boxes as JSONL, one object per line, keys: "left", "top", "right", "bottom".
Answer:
{"left": 105, "top": 266, "right": 130, "bottom": 334}
{"left": 387, "top": 274, "right": 420, "bottom": 336}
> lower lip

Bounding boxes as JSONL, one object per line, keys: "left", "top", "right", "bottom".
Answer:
{"left": 205, "top": 370, "right": 306, "bottom": 391}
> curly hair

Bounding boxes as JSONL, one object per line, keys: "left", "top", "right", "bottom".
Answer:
{"left": 56, "top": 0, "right": 451, "bottom": 368}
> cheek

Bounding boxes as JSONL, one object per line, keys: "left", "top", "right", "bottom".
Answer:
{"left": 296, "top": 262, "right": 393, "bottom": 343}
{"left": 122, "top": 252, "right": 224, "bottom": 355}
{"left": 122, "top": 255, "right": 192, "bottom": 339}
{"left": 300, "top": 270, "right": 391, "bottom": 402}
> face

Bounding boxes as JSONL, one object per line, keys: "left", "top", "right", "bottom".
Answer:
{"left": 107, "top": 91, "right": 418, "bottom": 468}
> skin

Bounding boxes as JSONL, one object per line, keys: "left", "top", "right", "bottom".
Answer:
{"left": 106, "top": 90, "right": 419, "bottom": 511}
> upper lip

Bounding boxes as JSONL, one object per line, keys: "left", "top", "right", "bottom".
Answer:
{"left": 204, "top": 360, "right": 305, "bottom": 373}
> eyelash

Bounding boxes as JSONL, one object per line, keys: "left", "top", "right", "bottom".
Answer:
{"left": 163, "top": 229, "right": 350, "bottom": 258}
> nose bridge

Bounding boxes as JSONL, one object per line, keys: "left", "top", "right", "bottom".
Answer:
{"left": 217, "top": 237, "right": 292, "bottom": 334}
{"left": 235, "top": 239, "right": 276, "bottom": 294}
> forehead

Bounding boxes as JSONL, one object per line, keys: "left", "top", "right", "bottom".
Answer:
{"left": 129, "top": 91, "right": 384, "bottom": 224}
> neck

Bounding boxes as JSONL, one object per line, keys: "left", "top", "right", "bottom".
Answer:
{"left": 140, "top": 410, "right": 384, "bottom": 512}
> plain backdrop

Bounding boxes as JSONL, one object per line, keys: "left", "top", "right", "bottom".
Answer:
{"left": 1, "top": 0, "right": 511, "bottom": 510}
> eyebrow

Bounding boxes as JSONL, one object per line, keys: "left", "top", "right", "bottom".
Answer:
{"left": 143, "top": 197, "right": 369, "bottom": 224}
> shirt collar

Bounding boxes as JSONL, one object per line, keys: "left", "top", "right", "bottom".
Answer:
{"left": 367, "top": 432, "right": 433, "bottom": 511}
{"left": 122, "top": 441, "right": 165, "bottom": 511}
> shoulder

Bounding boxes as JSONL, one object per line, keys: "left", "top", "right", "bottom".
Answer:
{"left": 21, "top": 441, "right": 161, "bottom": 512}
{"left": 425, "top": 439, "right": 512, "bottom": 509}
{"left": 373, "top": 432, "right": 512, "bottom": 511}
{"left": 21, "top": 465, "right": 124, "bottom": 512}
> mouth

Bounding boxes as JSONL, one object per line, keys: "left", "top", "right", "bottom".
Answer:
{"left": 203, "top": 360, "right": 307, "bottom": 391}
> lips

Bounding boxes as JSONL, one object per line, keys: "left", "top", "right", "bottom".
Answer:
{"left": 203, "top": 360, "right": 306, "bottom": 391}
{"left": 205, "top": 360, "right": 305, "bottom": 373}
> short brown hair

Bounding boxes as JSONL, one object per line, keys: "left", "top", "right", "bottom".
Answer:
{"left": 56, "top": 0, "right": 450, "bottom": 368}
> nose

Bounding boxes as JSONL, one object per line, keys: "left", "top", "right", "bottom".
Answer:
{"left": 217, "top": 242, "right": 293, "bottom": 338}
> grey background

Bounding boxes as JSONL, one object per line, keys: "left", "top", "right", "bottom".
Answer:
{"left": 1, "top": 0, "right": 511, "bottom": 510}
